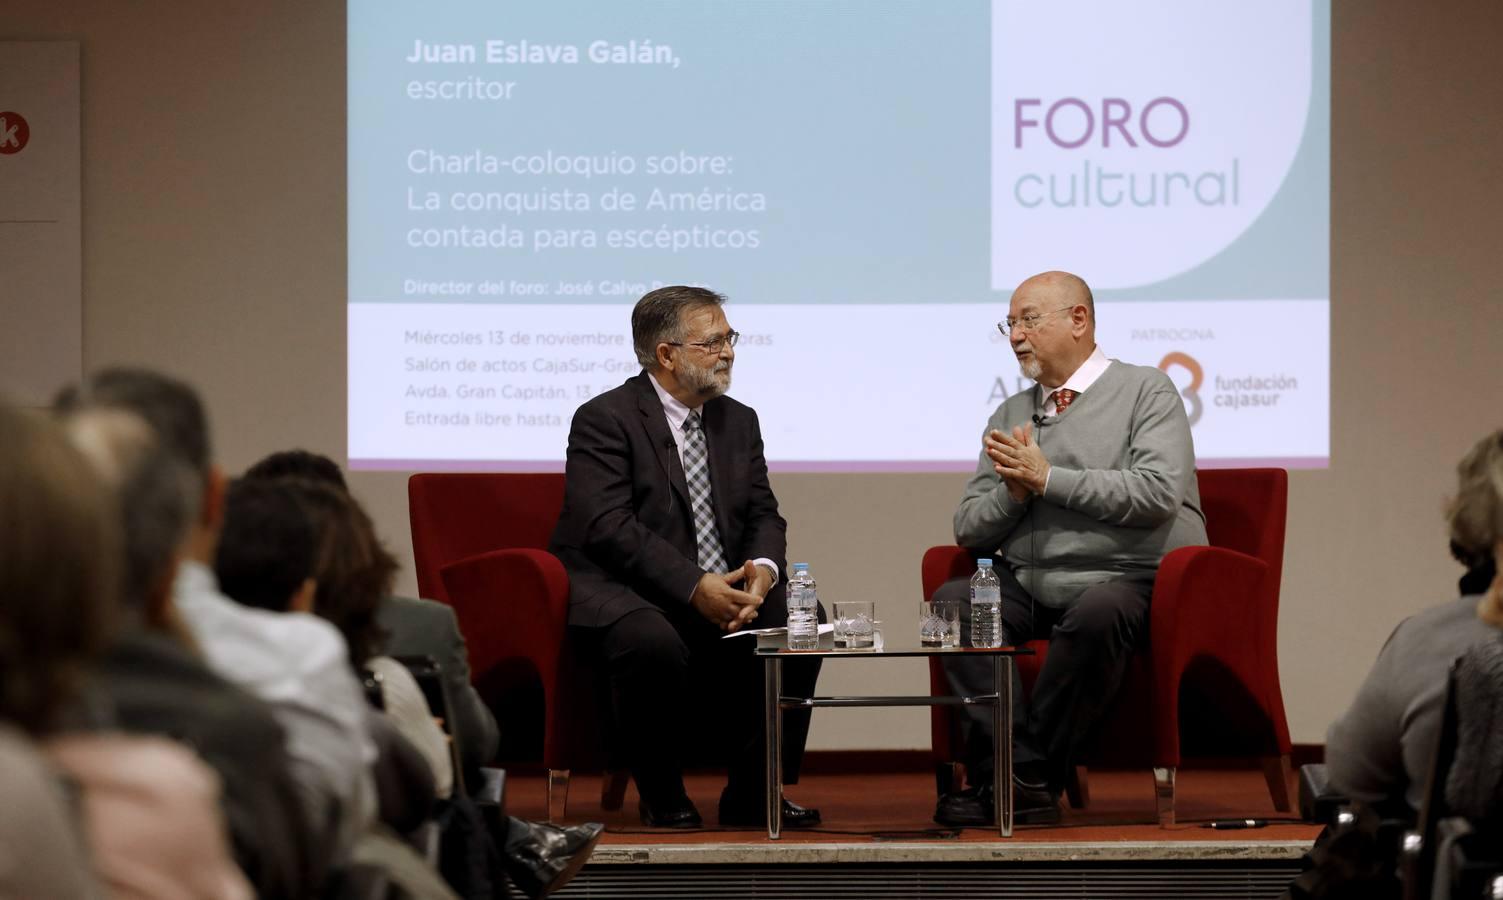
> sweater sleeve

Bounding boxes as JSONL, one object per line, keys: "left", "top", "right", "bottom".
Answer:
{"left": 1040, "top": 376, "right": 1196, "bottom": 528}
{"left": 953, "top": 416, "right": 1031, "bottom": 551}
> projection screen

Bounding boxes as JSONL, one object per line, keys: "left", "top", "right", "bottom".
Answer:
{"left": 349, "top": 0, "right": 1330, "bottom": 471}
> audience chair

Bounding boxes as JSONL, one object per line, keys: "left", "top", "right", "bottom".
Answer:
{"left": 408, "top": 473, "right": 628, "bottom": 823}
{"left": 1403, "top": 643, "right": 1503, "bottom": 900}
{"left": 923, "top": 467, "right": 1293, "bottom": 826}
{"left": 393, "top": 655, "right": 471, "bottom": 798}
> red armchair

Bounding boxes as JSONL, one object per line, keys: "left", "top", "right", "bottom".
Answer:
{"left": 408, "top": 473, "right": 626, "bottom": 822}
{"left": 924, "top": 467, "right": 1292, "bottom": 826}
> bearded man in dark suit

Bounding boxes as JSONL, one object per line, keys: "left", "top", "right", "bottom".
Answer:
{"left": 550, "top": 285, "right": 821, "bottom": 829}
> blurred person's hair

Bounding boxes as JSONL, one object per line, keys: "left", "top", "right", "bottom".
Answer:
{"left": 54, "top": 368, "right": 211, "bottom": 476}
{"left": 279, "top": 479, "right": 397, "bottom": 668}
{"left": 0, "top": 404, "right": 119, "bottom": 733}
{"left": 244, "top": 450, "right": 347, "bottom": 491}
{"left": 63, "top": 408, "right": 200, "bottom": 620}
{"left": 1451, "top": 538, "right": 1497, "bottom": 598}
{"left": 1446, "top": 429, "right": 1503, "bottom": 625}
{"left": 214, "top": 478, "right": 319, "bottom": 613}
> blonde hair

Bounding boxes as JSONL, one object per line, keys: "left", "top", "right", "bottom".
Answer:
{"left": 1447, "top": 429, "right": 1503, "bottom": 626}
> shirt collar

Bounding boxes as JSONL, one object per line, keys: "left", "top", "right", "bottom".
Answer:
{"left": 1038, "top": 345, "right": 1112, "bottom": 410}
{"left": 648, "top": 370, "right": 699, "bottom": 432}
{"left": 173, "top": 558, "right": 220, "bottom": 602}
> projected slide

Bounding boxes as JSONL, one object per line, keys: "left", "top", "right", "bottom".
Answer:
{"left": 349, "top": 0, "right": 1329, "bottom": 471}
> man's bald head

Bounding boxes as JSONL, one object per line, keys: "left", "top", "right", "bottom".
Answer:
{"left": 1013, "top": 271, "right": 1094, "bottom": 321}
{"left": 1006, "top": 270, "right": 1098, "bottom": 387}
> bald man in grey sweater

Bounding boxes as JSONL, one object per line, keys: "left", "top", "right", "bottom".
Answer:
{"left": 935, "top": 272, "right": 1207, "bottom": 827}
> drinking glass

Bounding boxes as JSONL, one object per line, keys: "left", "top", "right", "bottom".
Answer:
{"left": 833, "top": 600, "right": 876, "bottom": 649}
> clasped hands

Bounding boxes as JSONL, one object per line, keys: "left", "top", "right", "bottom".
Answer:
{"left": 985, "top": 423, "right": 1051, "bottom": 502}
{"left": 691, "top": 559, "right": 773, "bottom": 632}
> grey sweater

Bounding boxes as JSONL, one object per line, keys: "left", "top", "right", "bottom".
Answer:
{"left": 1326, "top": 595, "right": 1502, "bottom": 812}
{"left": 953, "top": 359, "right": 1207, "bottom": 608}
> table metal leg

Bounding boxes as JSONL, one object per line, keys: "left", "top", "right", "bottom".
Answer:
{"left": 995, "top": 656, "right": 1013, "bottom": 838}
{"left": 765, "top": 656, "right": 783, "bottom": 840}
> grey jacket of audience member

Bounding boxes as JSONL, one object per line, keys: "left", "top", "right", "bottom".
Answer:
{"left": 1327, "top": 594, "right": 1501, "bottom": 812}
{"left": 377, "top": 596, "right": 501, "bottom": 774}
{"left": 95, "top": 628, "right": 323, "bottom": 899}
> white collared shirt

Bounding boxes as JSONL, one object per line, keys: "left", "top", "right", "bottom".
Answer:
{"left": 1039, "top": 345, "right": 1112, "bottom": 416}
{"left": 173, "top": 560, "right": 376, "bottom": 858}
{"left": 648, "top": 372, "right": 779, "bottom": 586}
{"left": 649, "top": 369, "right": 697, "bottom": 462}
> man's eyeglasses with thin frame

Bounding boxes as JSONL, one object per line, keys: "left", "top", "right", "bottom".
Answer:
{"left": 667, "top": 330, "right": 740, "bottom": 354}
{"left": 996, "top": 306, "right": 1076, "bottom": 337}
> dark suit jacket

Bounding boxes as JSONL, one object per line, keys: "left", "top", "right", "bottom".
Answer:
{"left": 377, "top": 595, "right": 501, "bottom": 775}
{"left": 550, "top": 371, "right": 788, "bottom": 628}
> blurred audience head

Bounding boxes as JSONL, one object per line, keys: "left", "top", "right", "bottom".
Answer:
{"left": 244, "top": 449, "right": 347, "bottom": 491}
{"left": 279, "top": 479, "right": 398, "bottom": 667}
{"left": 55, "top": 368, "right": 211, "bottom": 475}
{"left": 218, "top": 468, "right": 398, "bottom": 668}
{"left": 62, "top": 407, "right": 201, "bottom": 628}
{"left": 54, "top": 368, "right": 225, "bottom": 562}
{"left": 0, "top": 404, "right": 119, "bottom": 734}
{"left": 1447, "top": 428, "right": 1503, "bottom": 623}
{"left": 215, "top": 478, "right": 319, "bottom": 615}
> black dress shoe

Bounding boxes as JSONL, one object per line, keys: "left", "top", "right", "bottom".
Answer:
{"left": 718, "top": 790, "right": 823, "bottom": 829}
{"left": 503, "top": 820, "right": 604, "bottom": 899}
{"left": 933, "top": 778, "right": 1061, "bottom": 827}
{"left": 638, "top": 796, "right": 702, "bottom": 829}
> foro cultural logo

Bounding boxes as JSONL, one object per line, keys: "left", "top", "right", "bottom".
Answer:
{"left": 990, "top": 2, "right": 1314, "bottom": 290}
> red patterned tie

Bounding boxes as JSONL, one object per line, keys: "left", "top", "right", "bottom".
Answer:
{"left": 1052, "top": 388, "right": 1078, "bottom": 413}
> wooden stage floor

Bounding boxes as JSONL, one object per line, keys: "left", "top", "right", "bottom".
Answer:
{"left": 505, "top": 765, "right": 1321, "bottom": 850}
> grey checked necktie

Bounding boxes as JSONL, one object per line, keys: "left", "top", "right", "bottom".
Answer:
{"left": 681, "top": 411, "right": 729, "bottom": 572}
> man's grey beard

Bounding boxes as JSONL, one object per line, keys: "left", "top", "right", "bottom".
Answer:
{"left": 683, "top": 359, "right": 732, "bottom": 400}
{"left": 1017, "top": 353, "right": 1042, "bottom": 382}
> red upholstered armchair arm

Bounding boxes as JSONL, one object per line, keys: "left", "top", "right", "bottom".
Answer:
{"left": 1150, "top": 545, "right": 1267, "bottom": 671}
{"left": 1147, "top": 544, "right": 1290, "bottom": 756}
{"left": 438, "top": 548, "right": 571, "bottom": 689}
{"left": 921, "top": 546, "right": 973, "bottom": 600}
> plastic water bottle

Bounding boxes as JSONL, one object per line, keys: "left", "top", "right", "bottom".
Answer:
{"left": 786, "top": 563, "right": 819, "bottom": 651}
{"left": 970, "top": 559, "right": 1003, "bottom": 649}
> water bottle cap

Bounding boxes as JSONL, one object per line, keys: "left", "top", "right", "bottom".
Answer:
{"left": 977, "top": 559, "right": 993, "bottom": 568}
{"left": 792, "top": 562, "right": 809, "bottom": 571}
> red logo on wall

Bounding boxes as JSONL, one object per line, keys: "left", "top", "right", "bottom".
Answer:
{"left": 1158, "top": 351, "right": 1204, "bottom": 426}
{"left": 0, "top": 112, "right": 31, "bottom": 154}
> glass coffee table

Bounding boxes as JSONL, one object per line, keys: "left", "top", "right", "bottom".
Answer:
{"left": 756, "top": 635, "right": 1034, "bottom": 839}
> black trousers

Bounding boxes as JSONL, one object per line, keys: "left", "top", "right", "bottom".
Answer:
{"left": 573, "top": 589, "right": 822, "bottom": 805}
{"left": 935, "top": 564, "right": 1152, "bottom": 791}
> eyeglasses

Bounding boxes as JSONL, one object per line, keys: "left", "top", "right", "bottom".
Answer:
{"left": 996, "top": 306, "right": 1075, "bottom": 336}
{"left": 667, "top": 330, "right": 740, "bottom": 354}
